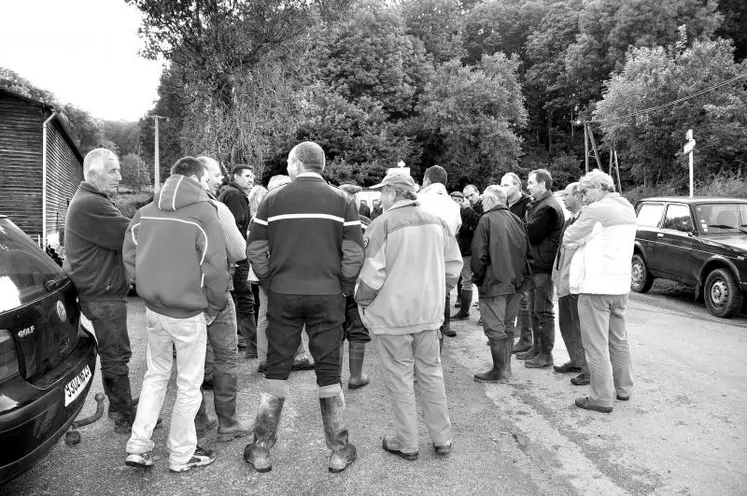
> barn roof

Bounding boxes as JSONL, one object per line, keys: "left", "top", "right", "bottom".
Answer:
{"left": 0, "top": 88, "right": 84, "bottom": 163}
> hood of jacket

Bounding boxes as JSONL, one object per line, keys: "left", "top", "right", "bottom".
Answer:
{"left": 155, "top": 175, "right": 210, "bottom": 212}
{"left": 420, "top": 183, "right": 449, "bottom": 197}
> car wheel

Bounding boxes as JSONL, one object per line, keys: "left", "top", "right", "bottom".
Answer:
{"left": 630, "top": 254, "right": 653, "bottom": 293}
{"left": 704, "top": 268, "right": 743, "bottom": 318}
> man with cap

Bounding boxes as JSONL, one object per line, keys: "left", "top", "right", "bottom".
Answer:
{"left": 337, "top": 182, "right": 372, "bottom": 390}
{"left": 356, "top": 172, "right": 462, "bottom": 460}
{"left": 245, "top": 141, "right": 363, "bottom": 473}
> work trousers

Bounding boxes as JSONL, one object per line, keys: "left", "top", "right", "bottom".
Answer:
{"left": 530, "top": 273, "right": 556, "bottom": 353}
{"left": 558, "top": 295, "right": 586, "bottom": 370}
{"left": 80, "top": 299, "right": 131, "bottom": 380}
{"left": 460, "top": 255, "right": 474, "bottom": 291}
{"left": 265, "top": 291, "right": 345, "bottom": 387}
{"left": 377, "top": 330, "right": 451, "bottom": 453}
{"left": 204, "top": 295, "right": 238, "bottom": 379}
{"left": 343, "top": 294, "right": 371, "bottom": 343}
{"left": 577, "top": 294, "right": 634, "bottom": 408}
{"left": 126, "top": 309, "right": 207, "bottom": 466}
{"left": 479, "top": 293, "right": 519, "bottom": 345}
{"left": 256, "top": 286, "right": 309, "bottom": 364}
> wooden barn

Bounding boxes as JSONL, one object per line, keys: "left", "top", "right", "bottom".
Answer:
{"left": 0, "top": 88, "right": 84, "bottom": 248}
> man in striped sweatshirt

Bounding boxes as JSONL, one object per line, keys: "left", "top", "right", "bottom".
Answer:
{"left": 245, "top": 141, "right": 364, "bottom": 473}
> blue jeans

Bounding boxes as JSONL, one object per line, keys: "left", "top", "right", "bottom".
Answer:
{"left": 204, "top": 295, "right": 238, "bottom": 379}
{"left": 80, "top": 299, "right": 131, "bottom": 379}
{"left": 530, "top": 273, "right": 555, "bottom": 354}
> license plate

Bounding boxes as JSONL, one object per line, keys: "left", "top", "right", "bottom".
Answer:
{"left": 64, "top": 365, "right": 92, "bottom": 406}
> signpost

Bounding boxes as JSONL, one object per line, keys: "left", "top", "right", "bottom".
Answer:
{"left": 684, "top": 129, "right": 695, "bottom": 198}
{"left": 152, "top": 115, "right": 166, "bottom": 193}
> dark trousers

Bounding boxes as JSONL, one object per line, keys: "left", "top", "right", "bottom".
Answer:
{"left": 530, "top": 272, "right": 556, "bottom": 353}
{"left": 343, "top": 294, "right": 371, "bottom": 343}
{"left": 80, "top": 300, "right": 131, "bottom": 379}
{"left": 266, "top": 291, "right": 345, "bottom": 387}
{"left": 232, "top": 260, "right": 256, "bottom": 347}
{"left": 558, "top": 294, "right": 586, "bottom": 369}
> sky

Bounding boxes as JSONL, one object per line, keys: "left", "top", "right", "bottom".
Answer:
{"left": 0, "top": 0, "right": 164, "bottom": 121}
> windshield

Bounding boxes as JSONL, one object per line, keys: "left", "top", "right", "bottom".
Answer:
{"left": 693, "top": 204, "right": 747, "bottom": 235}
{"left": 0, "top": 218, "right": 65, "bottom": 312}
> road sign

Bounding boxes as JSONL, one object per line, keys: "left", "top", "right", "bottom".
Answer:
{"left": 684, "top": 139, "right": 696, "bottom": 154}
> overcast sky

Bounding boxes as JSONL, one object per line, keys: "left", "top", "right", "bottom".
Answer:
{"left": 0, "top": 0, "right": 164, "bottom": 121}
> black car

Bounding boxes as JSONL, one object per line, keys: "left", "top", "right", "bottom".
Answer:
{"left": 0, "top": 216, "right": 98, "bottom": 484}
{"left": 631, "top": 197, "right": 747, "bottom": 318}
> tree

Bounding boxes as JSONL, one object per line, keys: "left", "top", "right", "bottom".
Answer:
{"left": 716, "top": 0, "right": 747, "bottom": 62}
{"left": 399, "top": 0, "right": 466, "bottom": 63}
{"left": 120, "top": 153, "right": 151, "bottom": 191}
{"left": 417, "top": 53, "right": 528, "bottom": 188}
{"left": 594, "top": 36, "right": 747, "bottom": 186}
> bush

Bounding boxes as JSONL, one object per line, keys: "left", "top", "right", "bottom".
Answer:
{"left": 113, "top": 192, "right": 154, "bottom": 219}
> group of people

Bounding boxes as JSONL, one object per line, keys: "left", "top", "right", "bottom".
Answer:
{"left": 62, "top": 140, "right": 636, "bottom": 475}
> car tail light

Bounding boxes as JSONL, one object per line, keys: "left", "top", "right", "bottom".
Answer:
{"left": 0, "top": 329, "right": 20, "bottom": 382}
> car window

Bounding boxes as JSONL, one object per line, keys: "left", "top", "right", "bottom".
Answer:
{"left": 636, "top": 203, "right": 665, "bottom": 227}
{"left": 694, "top": 204, "right": 745, "bottom": 234}
{"left": 662, "top": 204, "right": 693, "bottom": 232}
{"left": 0, "top": 219, "right": 65, "bottom": 312}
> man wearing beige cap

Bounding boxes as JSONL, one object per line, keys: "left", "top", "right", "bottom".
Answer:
{"left": 356, "top": 172, "right": 462, "bottom": 461}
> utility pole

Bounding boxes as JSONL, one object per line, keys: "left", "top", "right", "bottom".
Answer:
{"left": 684, "top": 129, "right": 696, "bottom": 198}
{"left": 152, "top": 115, "right": 166, "bottom": 192}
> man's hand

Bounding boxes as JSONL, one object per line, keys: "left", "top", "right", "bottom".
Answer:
{"left": 204, "top": 312, "right": 217, "bottom": 326}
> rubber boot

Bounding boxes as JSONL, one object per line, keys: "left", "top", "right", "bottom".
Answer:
{"left": 516, "top": 326, "right": 541, "bottom": 361}
{"left": 214, "top": 374, "right": 252, "bottom": 442}
{"left": 320, "top": 392, "right": 357, "bottom": 473}
{"left": 108, "top": 396, "right": 139, "bottom": 420}
{"left": 513, "top": 293, "right": 533, "bottom": 353}
{"left": 106, "top": 375, "right": 137, "bottom": 434}
{"left": 451, "top": 289, "right": 472, "bottom": 320}
{"left": 441, "top": 295, "right": 456, "bottom": 337}
{"left": 244, "top": 393, "right": 284, "bottom": 472}
{"left": 526, "top": 319, "right": 554, "bottom": 368}
{"left": 195, "top": 392, "right": 217, "bottom": 438}
{"left": 505, "top": 331, "right": 514, "bottom": 377}
{"left": 347, "top": 342, "right": 370, "bottom": 390}
{"left": 474, "top": 339, "right": 509, "bottom": 383}
{"left": 238, "top": 311, "right": 258, "bottom": 359}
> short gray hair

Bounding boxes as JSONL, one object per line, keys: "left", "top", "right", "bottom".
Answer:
{"left": 483, "top": 185, "right": 507, "bottom": 204}
{"left": 83, "top": 148, "right": 117, "bottom": 178}
{"left": 268, "top": 175, "right": 291, "bottom": 192}
{"left": 579, "top": 169, "right": 615, "bottom": 193}
{"left": 383, "top": 184, "right": 417, "bottom": 202}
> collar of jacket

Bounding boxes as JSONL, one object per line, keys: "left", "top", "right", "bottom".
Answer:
{"left": 530, "top": 190, "right": 553, "bottom": 204}
{"left": 485, "top": 203, "right": 509, "bottom": 214}
{"left": 387, "top": 199, "right": 419, "bottom": 212}
{"left": 227, "top": 181, "right": 249, "bottom": 193}
{"left": 78, "top": 181, "right": 109, "bottom": 198}
{"left": 420, "top": 183, "right": 448, "bottom": 196}
{"left": 295, "top": 171, "right": 324, "bottom": 180}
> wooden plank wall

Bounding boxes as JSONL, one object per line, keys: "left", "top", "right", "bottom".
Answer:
{"left": 45, "top": 120, "right": 83, "bottom": 243}
{"left": 0, "top": 95, "right": 43, "bottom": 237}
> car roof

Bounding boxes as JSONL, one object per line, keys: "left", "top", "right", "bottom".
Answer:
{"left": 638, "top": 197, "right": 747, "bottom": 204}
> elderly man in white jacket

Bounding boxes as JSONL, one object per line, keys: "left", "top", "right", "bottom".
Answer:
{"left": 562, "top": 169, "right": 637, "bottom": 414}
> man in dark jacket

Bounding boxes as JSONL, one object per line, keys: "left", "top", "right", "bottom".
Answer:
{"left": 123, "top": 157, "right": 229, "bottom": 473}
{"left": 452, "top": 190, "right": 479, "bottom": 320}
{"left": 63, "top": 148, "right": 136, "bottom": 434}
{"left": 218, "top": 164, "right": 257, "bottom": 358}
{"left": 517, "top": 169, "right": 564, "bottom": 369}
{"left": 501, "top": 172, "right": 534, "bottom": 353}
{"left": 471, "top": 186, "right": 528, "bottom": 383}
{"left": 245, "top": 141, "right": 363, "bottom": 474}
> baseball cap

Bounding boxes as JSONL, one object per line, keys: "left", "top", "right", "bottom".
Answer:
{"left": 450, "top": 191, "right": 464, "bottom": 199}
{"left": 369, "top": 173, "right": 417, "bottom": 192}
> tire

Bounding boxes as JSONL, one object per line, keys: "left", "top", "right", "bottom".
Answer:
{"left": 630, "top": 254, "right": 653, "bottom": 293}
{"left": 704, "top": 268, "right": 743, "bottom": 318}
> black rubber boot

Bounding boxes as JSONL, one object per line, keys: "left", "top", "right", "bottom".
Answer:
{"left": 214, "top": 374, "right": 252, "bottom": 442}
{"left": 195, "top": 391, "right": 217, "bottom": 438}
{"left": 516, "top": 326, "right": 541, "bottom": 360}
{"left": 474, "top": 339, "right": 509, "bottom": 383}
{"left": 451, "top": 290, "right": 472, "bottom": 320}
{"left": 526, "top": 319, "right": 555, "bottom": 368}
{"left": 505, "top": 331, "right": 514, "bottom": 377}
{"left": 106, "top": 375, "right": 137, "bottom": 434}
{"left": 347, "top": 342, "right": 370, "bottom": 390}
{"left": 244, "top": 393, "right": 284, "bottom": 472}
{"left": 441, "top": 295, "right": 456, "bottom": 337}
{"left": 320, "top": 393, "right": 357, "bottom": 473}
{"left": 238, "top": 311, "right": 258, "bottom": 359}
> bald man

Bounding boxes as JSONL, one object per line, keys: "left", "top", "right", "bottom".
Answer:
{"left": 64, "top": 148, "right": 137, "bottom": 434}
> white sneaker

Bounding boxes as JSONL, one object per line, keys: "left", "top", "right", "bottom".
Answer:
{"left": 125, "top": 451, "right": 154, "bottom": 468}
{"left": 169, "top": 446, "right": 216, "bottom": 473}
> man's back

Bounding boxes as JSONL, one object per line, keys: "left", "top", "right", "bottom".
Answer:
{"left": 248, "top": 174, "right": 364, "bottom": 295}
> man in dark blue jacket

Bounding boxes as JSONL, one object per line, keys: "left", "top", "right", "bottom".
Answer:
{"left": 518, "top": 169, "right": 564, "bottom": 369}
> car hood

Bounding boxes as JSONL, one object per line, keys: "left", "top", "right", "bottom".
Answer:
{"left": 706, "top": 234, "right": 747, "bottom": 253}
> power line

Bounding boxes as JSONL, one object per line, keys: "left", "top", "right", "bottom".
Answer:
{"left": 588, "top": 72, "right": 747, "bottom": 124}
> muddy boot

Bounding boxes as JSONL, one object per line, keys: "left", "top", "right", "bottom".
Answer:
{"left": 441, "top": 295, "right": 456, "bottom": 337}
{"left": 451, "top": 289, "right": 472, "bottom": 320}
{"left": 474, "top": 339, "right": 509, "bottom": 383}
{"left": 516, "top": 326, "right": 541, "bottom": 361}
{"left": 320, "top": 392, "right": 357, "bottom": 473}
{"left": 108, "top": 396, "right": 139, "bottom": 420}
{"left": 505, "top": 331, "right": 514, "bottom": 377}
{"left": 214, "top": 374, "right": 252, "bottom": 442}
{"left": 244, "top": 393, "right": 284, "bottom": 472}
{"left": 526, "top": 319, "right": 554, "bottom": 368}
{"left": 347, "top": 342, "right": 370, "bottom": 390}
{"left": 195, "top": 392, "right": 217, "bottom": 438}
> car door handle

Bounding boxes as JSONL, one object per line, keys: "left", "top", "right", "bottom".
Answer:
{"left": 657, "top": 233, "right": 664, "bottom": 238}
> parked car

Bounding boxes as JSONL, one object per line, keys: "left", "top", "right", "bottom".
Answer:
{"left": 631, "top": 197, "right": 747, "bottom": 318}
{"left": 0, "top": 215, "right": 98, "bottom": 484}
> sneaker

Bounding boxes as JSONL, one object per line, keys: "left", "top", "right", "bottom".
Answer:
{"left": 169, "top": 446, "right": 216, "bottom": 473}
{"left": 381, "top": 436, "right": 418, "bottom": 461}
{"left": 126, "top": 451, "right": 154, "bottom": 468}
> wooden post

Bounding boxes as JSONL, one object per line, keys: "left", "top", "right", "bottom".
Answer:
{"left": 587, "top": 124, "right": 603, "bottom": 170}
{"left": 584, "top": 123, "right": 589, "bottom": 173}
{"left": 614, "top": 150, "right": 622, "bottom": 194}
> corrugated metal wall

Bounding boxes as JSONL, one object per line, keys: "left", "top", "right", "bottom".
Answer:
{"left": 45, "top": 120, "right": 83, "bottom": 244}
{"left": 0, "top": 96, "right": 44, "bottom": 236}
